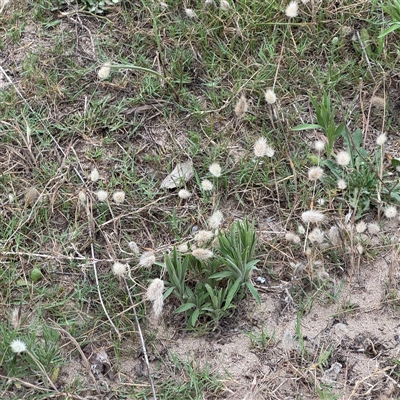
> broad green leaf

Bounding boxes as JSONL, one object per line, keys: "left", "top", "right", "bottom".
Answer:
{"left": 378, "top": 24, "right": 400, "bottom": 38}
{"left": 204, "top": 283, "right": 216, "bottom": 300}
{"left": 209, "top": 270, "right": 234, "bottom": 280}
{"left": 335, "top": 122, "right": 346, "bottom": 138}
{"left": 175, "top": 303, "right": 196, "bottom": 313}
{"left": 391, "top": 157, "right": 400, "bottom": 168}
{"left": 352, "top": 128, "right": 363, "bottom": 150}
{"left": 245, "top": 259, "right": 260, "bottom": 271}
{"left": 245, "top": 282, "right": 261, "bottom": 304}
{"left": 163, "top": 286, "right": 175, "bottom": 299}
{"left": 389, "top": 190, "right": 400, "bottom": 203}
{"left": 191, "top": 308, "right": 200, "bottom": 327}
{"left": 224, "top": 279, "right": 241, "bottom": 309}
{"left": 292, "top": 124, "right": 322, "bottom": 131}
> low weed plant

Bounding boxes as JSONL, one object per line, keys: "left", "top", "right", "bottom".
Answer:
{"left": 164, "top": 219, "right": 260, "bottom": 329}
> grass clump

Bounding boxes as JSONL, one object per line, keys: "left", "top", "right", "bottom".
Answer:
{"left": 165, "top": 219, "right": 260, "bottom": 330}
{"left": 1, "top": 0, "right": 400, "bottom": 397}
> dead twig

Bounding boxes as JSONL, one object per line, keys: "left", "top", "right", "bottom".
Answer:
{"left": 51, "top": 323, "right": 99, "bottom": 390}
{"left": 123, "top": 277, "right": 158, "bottom": 400}
{"left": 85, "top": 196, "right": 121, "bottom": 340}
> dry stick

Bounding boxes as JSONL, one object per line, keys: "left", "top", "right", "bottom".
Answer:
{"left": 92, "top": 214, "right": 156, "bottom": 398}
{"left": 377, "top": 83, "right": 387, "bottom": 219}
{"left": 123, "top": 278, "right": 158, "bottom": 400}
{"left": 0, "top": 374, "right": 53, "bottom": 393}
{"left": 362, "top": 83, "right": 382, "bottom": 146}
{"left": 85, "top": 198, "right": 121, "bottom": 340}
{"left": 273, "top": 45, "right": 285, "bottom": 89}
{"left": 0, "top": 251, "right": 126, "bottom": 263}
{"left": 84, "top": 294, "right": 119, "bottom": 344}
{"left": 26, "top": 350, "right": 59, "bottom": 392}
{"left": 268, "top": 45, "right": 285, "bottom": 128}
{"left": 356, "top": 31, "right": 373, "bottom": 75}
{"left": 377, "top": 141, "right": 384, "bottom": 220}
{"left": 51, "top": 324, "right": 99, "bottom": 389}
{"left": 302, "top": 169, "right": 322, "bottom": 256}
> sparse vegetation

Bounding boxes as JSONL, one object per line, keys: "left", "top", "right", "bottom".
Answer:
{"left": 1, "top": 0, "right": 400, "bottom": 398}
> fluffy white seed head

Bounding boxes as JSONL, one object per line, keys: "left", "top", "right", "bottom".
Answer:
{"left": 367, "top": 222, "right": 380, "bottom": 235}
{"left": 128, "top": 241, "right": 140, "bottom": 255}
{"left": 285, "top": 232, "right": 301, "bottom": 244}
{"left": 336, "top": 150, "right": 351, "bottom": 167}
{"left": 285, "top": 1, "right": 298, "bottom": 17}
{"left": 146, "top": 278, "right": 164, "bottom": 319}
{"left": 209, "top": 162, "right": 222, "bottom": 177}
{"left": 194, "top": 230, "right": 214, "bottom": 244}
{"left": 208, "top": 210, "right": 223, "bottom": 229}
{"left": 10, "top": 339, "right": 27, "bottom": 354}
{"left": 265, "top": 89, "right": 277, "bottom": 105}
{"left": 308, "top": 166, "right": 324, "bottom": 181}
{"left": 314, "top": 140, "right": 325, "bottom": 152}
{"left": 178, "top": 189, "right": 191, "bottom": 199}
{"left": 96, "top": 190, "right": 108, "bottom": 202}
{"left": 146, "top": 278, "right": 164, "bottom": 302}
{"left": 254, "top": 137, "right": 274, "bottom": 157}
{"left": 90, "top": 168, "right": 100, "bottom": 182}
{"left": 220, "top": 0, "right": 230, "bottom": 10}
{"left": 264, "top": 144, "right": 275, "bottom": 157}
{"left": 139, "top": 251, "right": 156, "bottom": 268}
{"left": 305, "top": 247, "right": 313, "bottom": 257}
{"left": 328, "top": 226, "right": 341, "bottom": 245}
{"left": 298, "top": 224, "right": 306, "bottom": 235}
{"left": 337, "top": 179, "right": 347, "bottom": 190}
{"left": 10, "top": 308, "right": 21, "bottom": 329}
{"left": 78, "top": 191, "right": 86, "bottom": 204}
{"left": 98, "top": 62, "right": 111, "bottom": 79}
{"left": 185, "top": 8, "right": 197, "bottom": 18}
{"left": 254, "top": 137, "right": 267, "bottom": 157}
{"left": 282, "top": 330, "right": 295, "bottom": 350}
{"left": 302, "top": 210, "right": 325, "bottom": 224}
{"left": 112, "top": 262, "right": 127, "bottom": 277}
{"left": 370, "top": 96, "right": 385, "bottom": 109}
{"left": 112, "top": 191, "right": 125, "bottom": 204}
{"left": 308, "top": 228, "right": 324, "bottom": 244}
{"left": 376, "top": 133, "right": 387, "bottom": 146}
{"left": 355, "top": 221, "right": 367, "bottom": 233}
{"left": 192, "top": 248, "right": 213, "bottom": 260}
{"left": 177, "top": 243, "right": 189, "bottom": 253}
{"left": 234, "top": 95, "right": 248, "bottom": 119}
{"left": 25, "top": 187, "right": 40, "bottom": 207}
{"left": 384, "top": 205, "right": 397, "bottom": 219}
{"left": 152, "top": 296, "right": 164, "bottom": 319}
{"left": 201, "top": 179, "right": 213, "bottom": 191}
{"left": 356, "top": 244, "right": 364, "bottom": 255}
